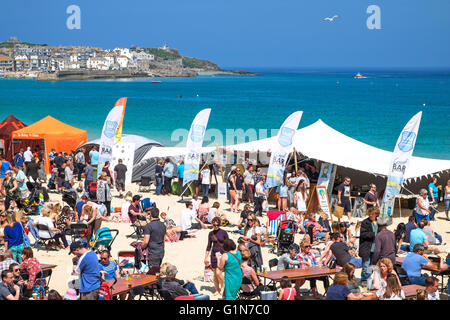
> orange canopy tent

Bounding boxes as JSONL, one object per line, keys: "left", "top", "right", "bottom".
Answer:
{"left": 12, "top": 116, "right": 87, "bottom": 173}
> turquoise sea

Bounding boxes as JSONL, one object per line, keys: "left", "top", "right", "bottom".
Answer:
{"left": 0, "top": 69, "right": 449, "bottom": 159}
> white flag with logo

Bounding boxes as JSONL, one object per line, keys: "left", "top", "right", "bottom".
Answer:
{"left": 98, "top": 97, "right": 127, "bottom": 175}
{"left": 380, "top": 111, "right": 422, "bottom": 217}
{"left": 183, "top": 108, "right": 211, "bottom": 186}
{"left": 266, "top": 111, "right": 303, "bottom": 189}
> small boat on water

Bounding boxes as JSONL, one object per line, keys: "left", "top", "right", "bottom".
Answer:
{"left": 151, "top": 80, "right": 162, "bottom": 84}
{"left": 354, "top": 72, "right": 366, "bottom": 79}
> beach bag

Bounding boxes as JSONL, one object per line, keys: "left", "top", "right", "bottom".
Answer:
{"left": 334, "top": 205, "right": 344, "bottom": 219}
{"left": 20, "top": 223, "right": 31, "bottom": 248}
{"left": 98, "top": 282, "right": 112, "bottom": 300}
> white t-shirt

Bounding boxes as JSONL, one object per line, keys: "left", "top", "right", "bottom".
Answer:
{"left": 427, "top": 290, "right": 440, "bottom": 300}
{"left": 201, "top": 169, "right": 210, "bottom": 185}
{"left": 192, "top": 200, "right": 199, "bottom": 213}
{"left": 415, "top": 197, "right": 430, "bottom": 216}
{"left": 35, "top": 216, "right": 56, "bottom": 238}
{"left": 296, "top": 191, "right": 307, "bottom": 211}
{"left": 246, "top": 226, "right": 261, "bottom": 239}
{"left": 121, "top": 201, "right": 131, "bottom": 221}
{"left": 180, "top": 208, "right": 197, "bottom": 231}
{"left": 24, "top": 150, "right": 33, "bottom": 162}
{"left": 207, "top": 208, "right": 217, "bottom": 223}
{"left": 376, "top": 288, "right": 405, "bottom": 300}
{"left": 255, "top": 183, "right": 266, "bottom": 199}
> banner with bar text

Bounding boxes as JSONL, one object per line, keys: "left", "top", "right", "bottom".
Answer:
{"left": 265, "top": 111, "right": 303, "bottom": 188}
{"left": 380, "top": 111, "right": 422, "bottom": 218}
{"left": 183, "top": 108, "right": 211, "bottom": 186}
{"left": 98, "top": 97, "right": 128, "bottom": 176}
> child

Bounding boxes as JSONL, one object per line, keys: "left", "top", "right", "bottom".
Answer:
{"left": 416, "top": 289, "right": 427, "bottom": 300}
{"left": 375, "top": 273, "right": 405, "bottom": 300}
{"left": 278, "top": 276, "right": 296, "bottom": 300}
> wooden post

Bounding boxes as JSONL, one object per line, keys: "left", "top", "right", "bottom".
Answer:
{"left": 216, "top": 144, "right": 225, "bottom": 181}
{"left": 293, "top": 147, "right": 298, "bottom": 172}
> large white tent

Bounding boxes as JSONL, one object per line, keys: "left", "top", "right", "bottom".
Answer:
{"left": 140, "top": 120, "right": 450, "bottom": 180}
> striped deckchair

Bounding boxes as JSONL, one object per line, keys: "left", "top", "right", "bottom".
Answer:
{"left": 267, "top": 212, "right": 286, "bottom": 237}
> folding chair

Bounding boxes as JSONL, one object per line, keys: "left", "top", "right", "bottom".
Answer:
{"left": 237, "top": 277, "right": 261, "bottom": 300}
{"left": 140, "top": 198, "right": 152, "bottom": 212}
{"left": 126, "top": 215, "right": 147, "bottom": 239}
{"left": 394, "top": 265, "right": 411, "bottom": 286}
{"left": 117, "top": 251, "right": 136, "bottom": 275}
{"left": 138, "top": 176, "right": 152, "bottom": 192}
{"left": 65, "top": 223, "right": 88, "bottom": 243}
{"left": 268, "top": 258, "right": 278, "bottom": 271}
{"left": 35, "top": 224, "right": 57, "bottom": 252}
{"left": 35, "top": 269, "right": 52, "bottom": 296}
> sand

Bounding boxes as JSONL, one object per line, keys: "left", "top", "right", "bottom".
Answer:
{"left": 34, "top": 180, "right": 450, "bottom": 299}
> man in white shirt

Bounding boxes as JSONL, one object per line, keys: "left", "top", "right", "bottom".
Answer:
{"left": 180, "top": 201, "right": 205, "bottom": 231}
{"left": 425, "top": 276, "right": 440, "bottom": 300}
{"left": 23, "top": 147, "right": 33, "bottom": 170}
{"left": 200, "top": 166, "right": 211, "bottom": 197}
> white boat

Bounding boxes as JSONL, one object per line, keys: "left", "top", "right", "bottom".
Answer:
{"left": 354, "top": 72, "right": 366, "bottom": 79}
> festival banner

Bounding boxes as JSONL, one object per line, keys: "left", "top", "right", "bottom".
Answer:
{"left": 380, "top": 111, "right": 422, "bottom": 218}
{"left": 265, "top": 111, "right": 303, "bottom": 188}
{"left": 98, "top": 97, "right": 128, "bottom": 176}
{"left": 183, "top": 108, "right": 212, "bottom": 186}
{"left": 114, "top": 100, "right": 127, "bottom": 143}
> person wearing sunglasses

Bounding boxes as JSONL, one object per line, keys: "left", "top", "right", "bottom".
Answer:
{"left": 8, "top": 263, "right": 25, "bottom": 298}
{"left": 242, "top": 214, "right": 263, "bottom": 271}
{"left": 98, "top": 250, "right": 119, "bottom": 281}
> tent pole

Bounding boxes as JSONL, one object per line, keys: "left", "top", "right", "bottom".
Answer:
{"left": 216, "top": 144, "right": 225, "bottom": 181}
{"left": 293, "top": 147, "right": 298, "bottom": 172}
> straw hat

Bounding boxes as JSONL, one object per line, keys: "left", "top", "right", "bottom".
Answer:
{"left": 64, "top": 288, "right": 79, "bottom": 300}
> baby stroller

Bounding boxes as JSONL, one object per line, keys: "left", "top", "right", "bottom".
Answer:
{"left": 90, "top": 227, "right": 119, "bottom": 252}
{"left": 62, "top": 190, "right": 78, "bottom": 209}
{"left": 22, "top": 182, "right": 46, "bottom": 215}
{"left": 274, "top": 220, "right": 296, "bottom": 256}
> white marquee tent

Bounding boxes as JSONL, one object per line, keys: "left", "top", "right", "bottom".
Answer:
{"left": 140, "top": 120, "right": 450, "bottom": 181}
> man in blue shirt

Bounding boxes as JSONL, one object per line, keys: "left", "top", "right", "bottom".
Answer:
{"left": 409, "top": 221, "right": 429, "bottom": 252}
{"left": 70, "top": 241, "right": 101, "bottom": 300}
{"left": 176, "top": 161, "right": 185, "bottom": 195}
{"left": 13, "top": 149, "right": 24, "bottom": 171}
{"left": 98, "top": 250, "right": 119, "bottom": 281}
{"left": 401, "top": 244, "right": 434, "bottom": 286}
{"left": 163, "top": 158, "right": 174, "bottom": 195}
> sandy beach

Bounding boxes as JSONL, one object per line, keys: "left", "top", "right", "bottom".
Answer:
{"left": 34, "top": 180, "right": 450, "bottom": 300}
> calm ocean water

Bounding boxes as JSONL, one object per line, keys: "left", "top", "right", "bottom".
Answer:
{"left": 0, "top": 70, "right": 449, "bottom": 159}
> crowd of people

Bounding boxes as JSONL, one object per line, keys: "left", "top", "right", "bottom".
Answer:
{"left": 0, "top": 147, "right": 449, "bottom": 301}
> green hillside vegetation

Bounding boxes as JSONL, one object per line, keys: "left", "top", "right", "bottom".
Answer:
{"left": 145, "top": 48, "right": 181, "bottom": 59}
{"left": 182, "top": 56, "right": 219, "bottom": 70}
{"left": 0, "top": 41, "right": 48, "bottom": 48}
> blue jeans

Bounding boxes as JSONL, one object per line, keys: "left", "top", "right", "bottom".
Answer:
{"left": 414, "top": 211, "right": 430, "bottom": 223}
{"left": 192, "top": 293, "right": 210, "bottom": 300}
{"left": 183, "top": 282, "right": 199, "bottom": 295}
{"left": 349, "top": 257, "right": 363, "bottom": 268}
{"left": 27, "top": 219, "right": 40, "bottom": 246}
{"left": 445, "top": 199, "right": 450, "bottom": 216}
{"left": 155, "top": 176, "right": 163, "bottom": 195}
{"left": 434, "top": 233, "right": 442, "bottom": 245}
{"left": 361, "top": 252, "right": 373, "bottom": 282}
{"left": 202, "top": 184, "right": 210, "bottom": 197}
{"left": 409, "top": 275, "right": 427, "bottom": 286}
{"left": 85, "top": 179, "right": 93, "bottom": 192}
{"left": 400, "top": 244, "right": 410, "bottom": 252}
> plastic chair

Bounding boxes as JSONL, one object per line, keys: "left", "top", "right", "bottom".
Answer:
{"left": 268, "top": 258, "right": 278, "bottom": 271}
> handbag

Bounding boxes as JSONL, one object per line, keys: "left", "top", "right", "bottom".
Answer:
{"left": 334, "top": 205, "right": 344, "bottom": 219}
{"left": 20, "top": 223, "right": 31, "bottom": 248}
{"left": 32, "top": 273, "right": 45, "bottom": 299}
{"left": 327, "top": 257, "right": 337, "bottom": 269}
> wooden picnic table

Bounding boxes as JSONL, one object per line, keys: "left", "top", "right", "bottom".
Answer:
{"left": 366, "top": 284, "right": 425, "bottom": 299}
{"left": 40, "top": 264, "right": 57, "bottom": 271}
{"left": 258, "top": 266, "right": 341, "bottom": 286}
{"left": 106, "top": 274, "right": 158, "bottom": 297}
{"left": 395, "top": 256, "right": 440, "bottom": 273}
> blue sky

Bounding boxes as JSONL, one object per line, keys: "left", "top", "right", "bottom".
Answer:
{"left": 1, "top": 0, "right": 449, "bottom": 69}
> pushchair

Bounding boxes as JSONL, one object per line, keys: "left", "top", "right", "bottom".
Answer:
{"left": 62, "top": 190, "right": 77, "bottom": 209}
{"left": 90, "top": 227, "right": 119, "bottom": 252}
{"left": 274, "top": 220, "right": 296, "bottom": 256}
{"left": 22, "top": 181, "right": 47, "bottom": 215}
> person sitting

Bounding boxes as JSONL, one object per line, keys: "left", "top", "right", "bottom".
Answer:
{"left": 207, "top": 202, "right": 228, "bottom": 225}
{"left": 98, "top": 250, "right": 119, "bottom": 281}
{"left": 9, "top": 263, "right": 25, "bottom": 298}
{"left": 422, "top": 219, "right": 442, "bottom": 246}
{"left": 47, "top": 289, "right": 63, "bottom": 300}
{"left": 0, "top": 250, "right": 17, "bottom": 273}
{"left": 19, "top": 247, "right": 42, "bottom": 297}
{"left": 408, "top": 220, "right": 428, "bottom": 252}
{"left": 198, "top": 196, "right": 210, "bottom": 220}
{"left": 325, "top": 272, "right": 365, "bottom": 300}
{"left": 161, "top": 265, "right": 209, "bottom": 300}
{"left": 404, "top": 215, "right": 417, "bottom": 244}
{"left": 296, "top": 239, "right": 329, "bottom": 299}
{"left": 305, "top": 213, "right": 328, "bottom": 242}
{"left": 0, "top": 270, "right": 20, "bottom": 300}
{"left": 343, "top": 263, "right": 360, "bottom": 293}
{"left": 32, "top": 208, "right": 65, "bottom": 250}
{"left": 401, "top": 244, "right": 434, "bottom": 286}
{"left": 240, "top": 249, "right": 262, "bottom": 297}
{"left": 238, "top": 204, "right": 252, "bottom": 229}
{"left": 330, "top": 233, "right": 362, "bottom": 268}
{"left": 394, "top": 222, "right": 409, "bottom": 253}
{"left": 424, "top": 276, "right": 440, "bottom": 300}
{"left": 278, "top": 276, "right": 296, "bottom": 300}
{"left": 375, "top": 273, "right": 405, "bottom": 300}
{"left": 180, "top": 201, "right": 207, "bottom": 232}
{"left": 128, "top": 195, "right": 147, "bottom": 225}
{"left": 369, "top": 257, "right": 401, "bottom": 290}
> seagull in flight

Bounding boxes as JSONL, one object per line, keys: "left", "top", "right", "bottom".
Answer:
{"left": 324, "top": 15, "right": 339, "bottom": 22}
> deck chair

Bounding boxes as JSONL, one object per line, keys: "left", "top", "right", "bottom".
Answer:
{"left": 117, "top": 251, "right": 136, "bottom": 275}
{"left": 138, "top": 176, "right": 152, "bottom": 192}
{"left": 139, "top": 198, "right": 152, "bottom": 212}
{"left": 266, "top": 212, "right": 286, "bottom": 253}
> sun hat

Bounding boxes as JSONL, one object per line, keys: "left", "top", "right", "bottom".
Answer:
{"left": 64, "top": 288, "right": 79, "bottom": 300}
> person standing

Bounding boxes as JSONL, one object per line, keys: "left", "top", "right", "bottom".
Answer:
{"left": 338, "top": 177, "right": 352, "bottom": 221}
{"left": 155, "top": 160, "right": 164, "bottom": 196}
{"left": 242, "top": 214, "right": 263, "bottom": 270}
{"left": 364, "top": 184, "right": 380, "bottom": 209}
{"left": 114, "top": 159, "right": 127, "bottom": 198}
{"left": 286, "top": 171, "right": 299, "bottom": 209}
{"left": 0, "top": 155, "right": 10, "bottom": 186}
{"left": 204, "top": 217, "right": 228, "bottom": 296}
{"left": 142, "top": 207, "right": 166, "bottom": 267}
{"left": 23, "top": 147, "right": 33, "bottom": 171}
{"left": 76, "top": 149, "right": 86, "bottom": 182}
{"left": 69, "top": 241, "right": 101, "bottom": 300}
{"left": 218, "top": 239, "right": 242, "bottom": 300}
{"left": 12, "top": 165, "right": 28, "bottom": 201}
{"left": 84, "top": 161, "right": 94, "bottom": 193}
{"left": 96, "top": 172, "right": 112, "bottom": 217}
{"left": 413, "top": 189, "right": 432, "bottom": 223}
{"left": 64, "top": 160, "right": 74, "bottom": 189}
{"left": 176, "top": 161, "right": 184, "bottom": 196}
{"left": 1, "top": 170, "right": 22, "bottom": 210}
{"left": 359, "top": 207, "right": 379, "bottom": 283}
{"left": 200, "top": 165, "right": 211, "bottom": 198}
{"left": 254, "top": 177, "right": 267, "bottom": 217}
{"left": 13, "top": 149, "right": 24, "bottom": 171}
{"left": 89, "top": 147, "right": 99, "bottom": 182}
{"left": 444, "top": 179, "right": 450, "bottom": 220}
{"left": 25, "top": 157, "right": 40, "bottom": 183}
{"left": 243, "top": 165, "right": 254, "bottom": 204}
{"left": 372, "top": 217, "right": 397, "bottom": 266}
{"left": 163, "top": 158, "right": 174, "bottom": 195}
{"left": 428, "top": 177, "right": 439, "bottom": 220}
